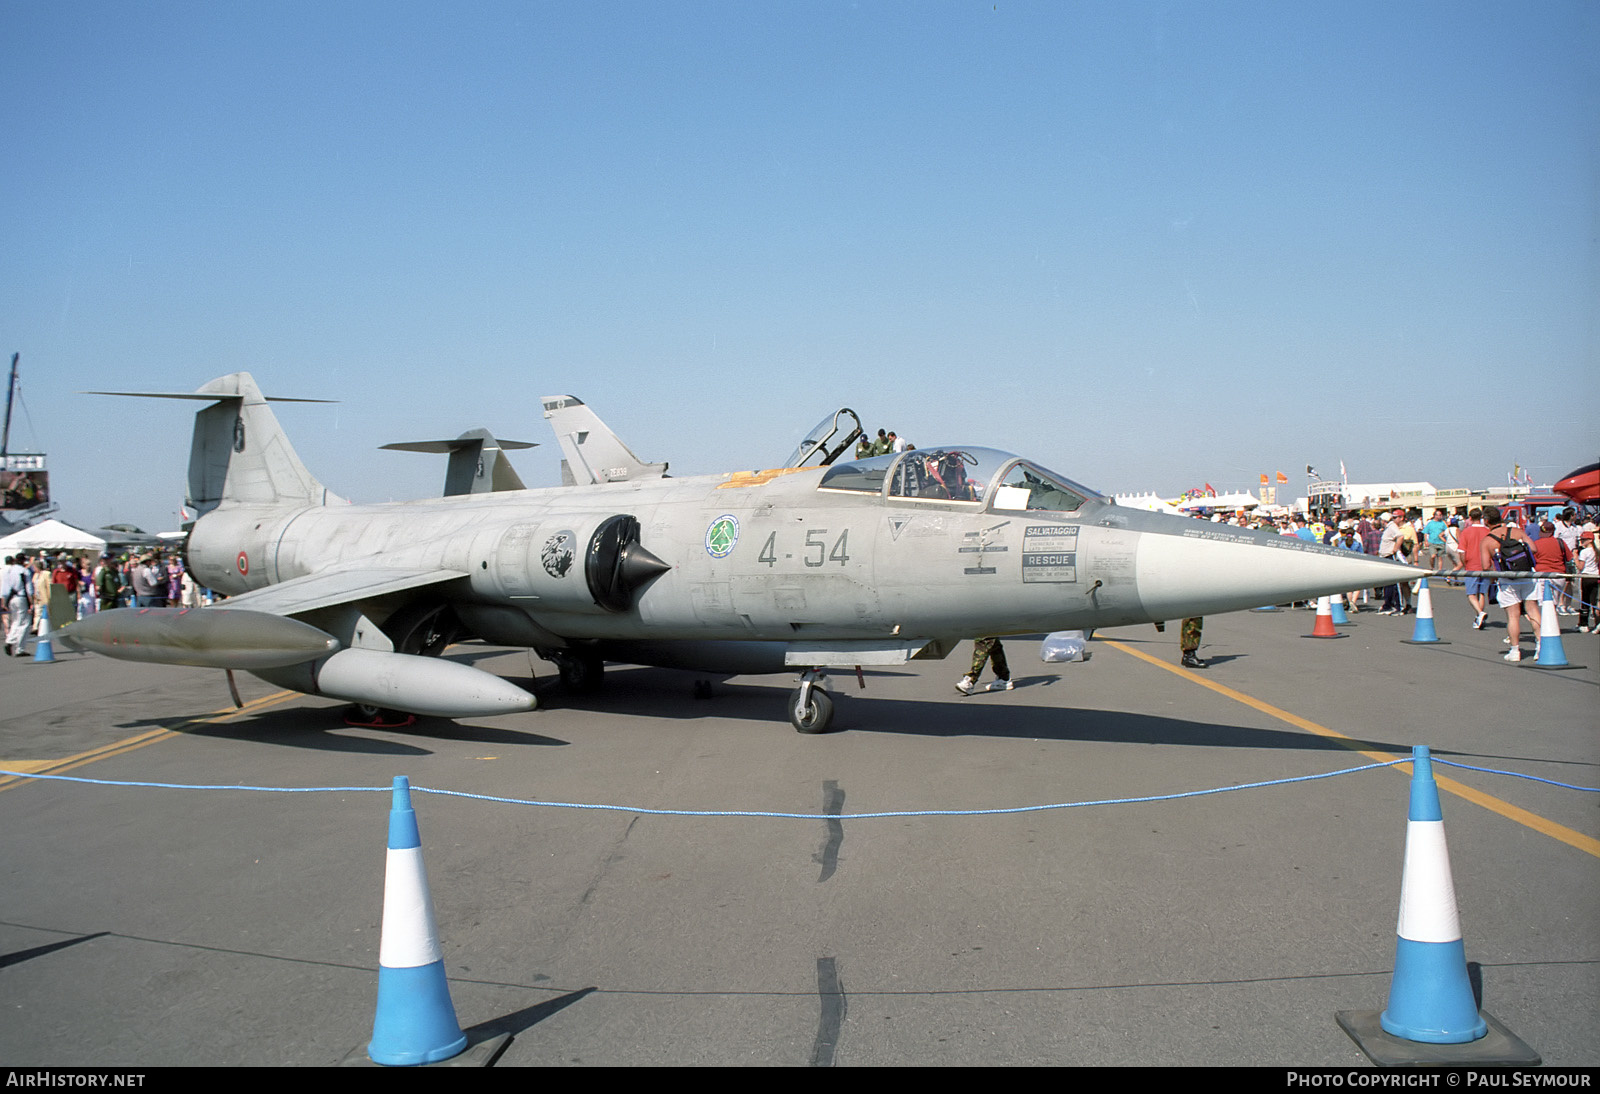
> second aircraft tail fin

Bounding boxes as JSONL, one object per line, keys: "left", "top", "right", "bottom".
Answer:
{"left": 540, "top": 395, "right": 667, "bottom": 485}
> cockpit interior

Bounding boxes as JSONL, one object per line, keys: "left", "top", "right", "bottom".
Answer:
{"left": 817, "top": 446, "right": 1099, "bottom": 514}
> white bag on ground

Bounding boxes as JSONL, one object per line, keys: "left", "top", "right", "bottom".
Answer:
{"left": 1040, "top": 630, "right": 1087, "bottom": 662}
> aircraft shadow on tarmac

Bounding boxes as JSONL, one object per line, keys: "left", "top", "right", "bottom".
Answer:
{"left": 152, "top": 705, "right": 569, "bottom": 755}
{"left": 538, "top": 666, "right": 1416, "bottom": 753}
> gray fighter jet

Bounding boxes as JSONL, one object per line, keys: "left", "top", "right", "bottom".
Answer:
{"left": 65, "top": 373, "right": 1423, "bottom": 733}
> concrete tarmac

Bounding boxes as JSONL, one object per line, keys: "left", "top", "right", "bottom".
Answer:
{"left": 1, "top": 587, "right": 1595, "bottom": 1066}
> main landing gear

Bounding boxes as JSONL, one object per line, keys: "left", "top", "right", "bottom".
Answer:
{"left": 342, "top": 602, "right": 460, "bottom": 727}
{"left": 344, "top": 703, "right": 417, "bottom": 729}
{"left": 789, "top": 668, "right": 834, "bottom": 734}
{"left": 545, "top": 649, "right": 605, "bottom": 695}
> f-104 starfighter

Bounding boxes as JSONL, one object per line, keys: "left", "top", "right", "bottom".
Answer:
{"left": 63, "top": 373, "right": 1422, "bottom": 733}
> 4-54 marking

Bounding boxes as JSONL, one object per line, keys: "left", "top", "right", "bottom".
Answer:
{"left": 757, "top": 529, "right": 851, "bottom": 567}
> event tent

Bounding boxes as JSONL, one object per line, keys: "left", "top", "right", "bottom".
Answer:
{"left": 0, "top": 518, "right": 108, "bottom": 554}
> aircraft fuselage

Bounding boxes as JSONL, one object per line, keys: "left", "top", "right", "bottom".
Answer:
{"left": 187, "top": 464, "right": 1409, "bottom": 653}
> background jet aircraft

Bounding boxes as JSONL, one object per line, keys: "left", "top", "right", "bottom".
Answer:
{"left": 67, "top": 373, "right": 1424, "bottom": 733}
{"left": 541, "top": 394, "right": 667, "bottom": 486}
{"left": 382, "top": 429, "right": 537, "bottom": 496}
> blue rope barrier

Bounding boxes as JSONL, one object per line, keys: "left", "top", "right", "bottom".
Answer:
{"left": 2, "top": 756, "right": 1593, "bottom": 819}
{"left": 1432, "top": 758, "right": 1599, "bottom": 792}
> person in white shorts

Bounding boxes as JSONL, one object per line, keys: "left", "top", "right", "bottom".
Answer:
{"left": 1479, "top": 505, "right": 1538, "bottom": 662}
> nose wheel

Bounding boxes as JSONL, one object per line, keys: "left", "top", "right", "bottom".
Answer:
{"left": 789, "top": 668, "right": 834, "bottom": 733}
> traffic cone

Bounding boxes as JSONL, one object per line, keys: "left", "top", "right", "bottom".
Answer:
{"left": 1380, "top": 746, "right": 1485, "bottom": 1044}
{"left": 368, "top": 776, "right": 468, "bottom": 1066}
{"left": 1401, "top": 578, "right": 1446, "bottom": 645}
{"left": 1337, "top": 747, "right": 1539, "bottom": 1066}
{"left": 1329, "top": 596, "right": 1350, "bottom": 625}
{"left": 32, "top": 605, "right": 57, "bottom": 663}
{"left": 1308, "top": 596, "right": 1341, "bottom": 638}
{"left": 1531, "top": 580, "right": 1574, "bottom": 670}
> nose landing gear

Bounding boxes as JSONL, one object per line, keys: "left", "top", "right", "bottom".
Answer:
{"left": 789, "top": 668, "right": 834, "bottom": 733}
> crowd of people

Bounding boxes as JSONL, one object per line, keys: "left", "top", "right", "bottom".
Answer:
{"left": 1, "top": 550, "right": 210, "bottom": 657}
{"left": 1187, "top": 503, "right": 1598, "bottom": 646}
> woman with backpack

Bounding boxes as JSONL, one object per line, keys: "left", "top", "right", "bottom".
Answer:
{"left": 1479, "top": 505, "right": 1539, "bottom": 662}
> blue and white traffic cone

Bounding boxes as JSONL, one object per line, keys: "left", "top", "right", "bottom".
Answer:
{"left": 32, "top": 605, "right": 57, "bottom": 663}
{"left": 1532, "top": 581, "right": 1572, "bottom": 669}
{"left": 1379, "top": 746, "right": 1485, "bottom": 1044}
{"left": 1337, "top": 746, "right": 1540, "bottom": 1066}
{"left": 368, "top": 776, "right": 468, "bottom": 1066}
{"left": 1330, "top": 595, "right": 1350, "bottom": 625}
{"left": 1402, "top": 578, "right": 1444, "bottom": 644}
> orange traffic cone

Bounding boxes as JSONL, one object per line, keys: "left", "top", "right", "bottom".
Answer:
{"left": 1308, "top": 595, "right": 1343, "bottom": 639}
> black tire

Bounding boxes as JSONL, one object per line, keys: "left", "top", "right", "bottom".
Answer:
{"left": 557, "top": 652, "right": 605, "bottom": 695}
{"left": 789, "top": 686, "right": 834, "bottom": 734}
{"left": 344, "top": 703, "right": 414, "bottom": 728}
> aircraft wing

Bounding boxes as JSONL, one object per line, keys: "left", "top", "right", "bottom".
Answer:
{"left": 218, "top": 565, "right": 471, "bottom": 617}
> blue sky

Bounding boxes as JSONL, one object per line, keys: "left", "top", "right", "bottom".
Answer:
{"left": 4, "top": 1, "right": 1596, "bottom": 531}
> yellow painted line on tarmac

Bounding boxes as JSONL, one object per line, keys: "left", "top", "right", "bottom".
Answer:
{"left": 0, "top": 690, "right": 300, "bottom": 793}
{"left": 1102, "top": 638, "right": 1600, "bottom": 860}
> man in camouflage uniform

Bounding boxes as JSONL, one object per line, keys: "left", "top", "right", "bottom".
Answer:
{"left": 956, "top": 636, "right": 1012, "bottom": 694}
{"left": 1179, "top": 617, "right": 1205, "bottom": 668}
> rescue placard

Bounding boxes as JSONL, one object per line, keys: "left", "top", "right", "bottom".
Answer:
{"left": 1022, "top": 525, "right": 1078, "bottom": 583}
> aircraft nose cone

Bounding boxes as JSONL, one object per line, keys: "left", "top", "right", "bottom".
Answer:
{"left": 1134, "top": 527, "right": 1424, "bottom": 620}
{"left": 619, "top": 541, "right": 671, "bottom": 587}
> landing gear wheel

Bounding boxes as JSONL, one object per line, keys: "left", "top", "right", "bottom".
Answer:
{"left": 555, "top": 652, "right": 605, "bottom": 695}
{"left": 344, "top": 703, "right": 416, "bottom": 729}
{"left": 789, "top": 685, "right": 834, "bottom": 734}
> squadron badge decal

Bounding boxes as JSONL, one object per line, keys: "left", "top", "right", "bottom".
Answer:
{"left": 541, "top": 531, "right": 576, "bottom": 577}
{"left": 705, "top": 514, "right": 740, "bottom": 558}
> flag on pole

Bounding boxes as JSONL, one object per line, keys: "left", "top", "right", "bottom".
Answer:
{"left": 1276, "top": 471, "right": 1288, "bottom": 484}
{"left": 1259, "top": 473, "right": 1269, "bottom": 487}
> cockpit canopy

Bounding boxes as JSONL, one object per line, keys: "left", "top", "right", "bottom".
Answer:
{"left": 817, "top": 446, "right": 1100, "bottom": 513}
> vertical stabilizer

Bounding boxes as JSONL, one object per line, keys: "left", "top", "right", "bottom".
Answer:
{"left": 87, "top": 373, "right": 343, "bottom": 514}
{"left": 188, "top": 373, "right": 343, "bottom": 512}
{"left": 380, "top": 429, "right": 535, "bottom": 496}
{"left": 540, "top": 395, "right": 667, "bottom": 485}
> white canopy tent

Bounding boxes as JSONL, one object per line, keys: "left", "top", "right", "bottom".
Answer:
{"left": 0, "top": 518, "right": 108, "bottom": 554}
{"left": 1112, "top": 492, "right": 1187, "bottom": 516}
